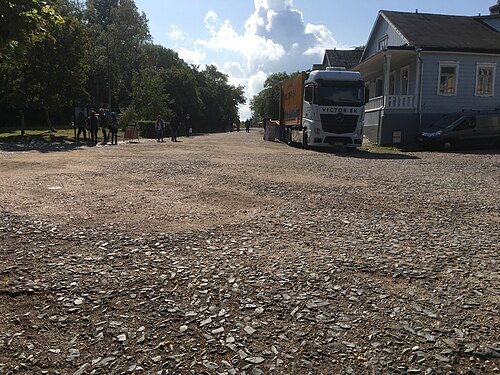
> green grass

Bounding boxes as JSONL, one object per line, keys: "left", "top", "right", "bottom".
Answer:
{"left": 0, "top": 127, "right": 76, "bottom": 144}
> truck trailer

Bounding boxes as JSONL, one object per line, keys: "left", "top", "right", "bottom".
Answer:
{"left": 279, "top": 68, "right": 367, "bottom": 149}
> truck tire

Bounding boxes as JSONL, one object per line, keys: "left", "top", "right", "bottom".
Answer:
{"left": 285, "top": 128, "right": 291, "bottom": 145}
{"left": 302, "top": 129, "right": 308, "bottom": 148}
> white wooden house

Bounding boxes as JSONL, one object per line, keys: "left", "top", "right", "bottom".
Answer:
{"left": 351, "top": 5, "right": 500, "bottom": 146}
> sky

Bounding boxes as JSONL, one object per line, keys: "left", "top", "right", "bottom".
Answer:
{"left": 134, "top": 0, "right": 497, "bottom": 120}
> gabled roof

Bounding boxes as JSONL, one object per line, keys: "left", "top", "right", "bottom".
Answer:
{"left": 323, "top": 49, "right": 363, "bottom": 70}
{"left": 381, "top": 10, "right": 500, "bottom": 52}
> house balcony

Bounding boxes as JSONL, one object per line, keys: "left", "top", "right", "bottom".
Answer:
{"left": 365, "top": 95, "right": 416, "bottom": 112}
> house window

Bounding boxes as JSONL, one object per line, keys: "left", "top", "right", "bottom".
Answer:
{"left": 438, "top": 62, "right": 459, "bottom": 95}
{"left": 377, "top": 36, "right": 388, "bottom": 51}
{"left": 475, "top": 63, "right": 495, "bottom": 96}
{"left": 400, "top": 67, "right": 410, "bottom": 95}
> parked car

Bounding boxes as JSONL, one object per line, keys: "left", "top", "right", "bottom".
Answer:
{"left": 418, "top": 111, "right": 500, "bottom": 150}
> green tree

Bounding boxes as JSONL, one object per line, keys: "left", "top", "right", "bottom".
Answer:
{"left": 0, "top": 0, "right": 63, "bottom": 55}
{"left": 139, "top": 43, "right": 184, "bottom": 71}
{"left": 164, "top": 65, "right": 201, "bottom": 119}
{"left": 85, "top": 0, "right": 149, "bottom": 109}
{"left": 0, "top": 0, "right": 89, "bottom": 131}
{"left": 250, "top": 72, "right": 292, "bottom": 121}
{"left": 130, "top": 67, "right": 171, "bottom": 120}
{"left": 194, "top": 65, "right": 245, "bottom": 132}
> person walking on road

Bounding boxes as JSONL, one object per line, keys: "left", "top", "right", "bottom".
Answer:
{"left": 170, "top": 113, "right": 179, "bottom": 142}
{"left": 156, "top": 115, "right": 165, "bottom": 142}
{"left": 99, "top": 108, "right": 108, "bottom": 145}
{"left": 89, "top": 110, "right": 98, "bottom": 145}
{"left": 185, "top": 114, "right": 191, "bottom": 138}
{"left": 76, "top": 107, "right": 87, "bottom": 142}
{"left": 110, "top": 111, "right": 118, "bottom": 145}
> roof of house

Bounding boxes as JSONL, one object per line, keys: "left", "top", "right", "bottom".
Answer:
{"left": 381, "top": 10, "right": 500, "bottom": 52}
{"left": 323, "top": 49, "right": 363, "bottom": 70}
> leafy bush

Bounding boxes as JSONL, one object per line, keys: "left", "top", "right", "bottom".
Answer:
{"left": 119, "top": 107, "right": 137, "bottom": 129}
{"left": 138, "top": 120, "right": 171, "bottom": 138}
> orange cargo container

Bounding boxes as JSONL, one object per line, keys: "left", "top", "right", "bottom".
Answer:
{"left": 280, "top": 72, "right": 306, "bottom": 127}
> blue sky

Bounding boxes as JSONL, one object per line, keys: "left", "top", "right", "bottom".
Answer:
{"left": 134, "top": 0, "right": 496, "bottom": 119}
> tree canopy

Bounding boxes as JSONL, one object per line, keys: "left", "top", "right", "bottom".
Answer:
{"left": 0, "top": 0, "right": 63, "bottom": 55}
{"left": 0, "top": 0, "right": 246, "bottom": 133}
{"left": 250, "top": 72, "right": 293, "bottom": 121}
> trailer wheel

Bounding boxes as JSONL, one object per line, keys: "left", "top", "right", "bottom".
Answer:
{"left": 302, "top": 129, "right": 308, "bottom": 148}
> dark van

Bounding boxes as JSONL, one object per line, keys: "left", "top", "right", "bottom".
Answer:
{"left": 418, "top": 111, "right": 500, "bottom": 150}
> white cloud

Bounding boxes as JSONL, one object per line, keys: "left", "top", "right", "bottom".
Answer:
{"left": 187, "top": 0, "right": 348, "bottom": 119}
{"left": 178, "top": 48, "right": 206, "bottom": 66}
{"left": 168, "top": 25, "right": 184, "bottom": 41}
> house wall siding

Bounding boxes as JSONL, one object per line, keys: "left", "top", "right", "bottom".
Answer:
{"left": 365, "top": 19, "right": 388, "bottom": 58}
{"left": 364, "top": 17, "right": 407, "bottom": 59}
{"left": 387, "top": 24, "right": 406, "bottom": 48}
{"left": 420, "top": 52, "right": 500, "bottom": 114}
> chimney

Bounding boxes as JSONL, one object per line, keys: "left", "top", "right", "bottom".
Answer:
{"left": 491, "top": 0, "right": 500, "bottom": 15}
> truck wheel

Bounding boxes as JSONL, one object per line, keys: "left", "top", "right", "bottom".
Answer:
{"left": 442, "top": 139, "right": 454, "bottom": 151}
{"left": 302, "top": 130, "right": 308, "bottom": 148}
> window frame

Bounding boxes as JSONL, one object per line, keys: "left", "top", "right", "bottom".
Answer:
{"left": 400, "top": 66, "right": 410, "bottom": 96}
{"left": 304, "top": 85, "right": 314, "bottom": 103}
{"left": 437, "top": 61, "right": 459, "bottom": 96}
{"left": 377, "top": 36, "right": 388, "bottom": 51}
{"left": 475, "top": 63, "right": 496, "bottom": 97}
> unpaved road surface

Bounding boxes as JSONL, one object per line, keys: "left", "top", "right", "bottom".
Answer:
{"left": 0, "top": 131, "right": 499, "bottom": 374}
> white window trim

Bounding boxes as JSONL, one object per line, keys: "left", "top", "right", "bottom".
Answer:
{"left": 377, "top": 35, "right": 388, "bottom": 51}
{"left": 475, "top": 63, "right": 496, "bottom": 97}
{"left": 400, "top": 65, "right": 410, "bottom": 96}
{"left": 437, "top": 61, "right": 459, "bottom": 96}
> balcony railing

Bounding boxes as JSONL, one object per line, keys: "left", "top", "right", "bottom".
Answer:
{"left": 366, "top": 95, "right": 416, "bottom": 111}
{"left": 366, "top": 96, "right": 384, "bottom": 111}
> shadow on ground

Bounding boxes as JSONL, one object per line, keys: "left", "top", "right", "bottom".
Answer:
{"left": 300, "top": 146, "right": 421, "bottom": 160}
{"left": 0, "top": 133, "right": 83, "bottom": 153}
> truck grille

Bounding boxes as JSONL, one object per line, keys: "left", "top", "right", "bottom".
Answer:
{"left": 320, "top": 114, "right": 358, "bottom": 134}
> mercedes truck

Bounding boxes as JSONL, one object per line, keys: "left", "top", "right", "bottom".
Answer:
{"left": 279, "top": 68, "right": 367, "bottom": 149}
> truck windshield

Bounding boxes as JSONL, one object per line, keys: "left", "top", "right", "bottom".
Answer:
{"left": 316, "top": 83, "right": 365, "bottom": 106}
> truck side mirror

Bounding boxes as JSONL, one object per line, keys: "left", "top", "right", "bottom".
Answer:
{"left": 365, "top": 87, "right": 370, "bottom": 104}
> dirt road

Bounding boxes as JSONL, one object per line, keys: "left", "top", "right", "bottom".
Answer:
{"left": 0, "top": 130, "right": 499, "bottom": 374}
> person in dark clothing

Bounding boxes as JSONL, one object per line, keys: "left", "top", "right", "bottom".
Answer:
{"left": 99, "top": 108, "right": 108, "bottom": 145}
{"left": 156, "top": 115, "right": 165, "bottom": 142}
{"left": 76, "top": 107, "right": 87, "bottom": 142}
{"left": 110, "top": 112, "right": 118, "bottom": 145}
{"left": 245, "top": 119, "right": 250, "bottom": 133}
{"left": 170, "top": 113, "right": 179, "bottom": 142}
{"left": 89, "top": 111, "right": 98, "bottom": 145}
{"left": 185, "top": 113, "right": 191, "bottom": 138}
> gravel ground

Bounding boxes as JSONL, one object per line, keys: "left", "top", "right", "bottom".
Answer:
{"left": 0, "top": 130, "right": 499, "bottom": 375}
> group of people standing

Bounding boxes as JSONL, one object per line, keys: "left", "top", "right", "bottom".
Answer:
{"left": 155, "top": 113, "right": 192, "bottom": 143}
{"left": 76, "top": 107, "right": 118, "bottom": 145}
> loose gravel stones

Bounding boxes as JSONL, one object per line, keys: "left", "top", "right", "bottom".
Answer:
{"left": 0, "top": 132, "right": 499, "bottom": 374}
